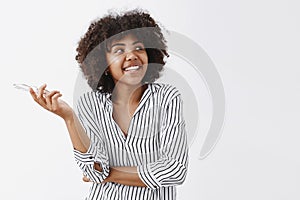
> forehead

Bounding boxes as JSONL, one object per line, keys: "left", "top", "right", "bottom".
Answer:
{"left": 106, "top": 33, "right": 145, "bottom": 50}
{"left": 110, "top": 34, "right": 141, "bottom": 45}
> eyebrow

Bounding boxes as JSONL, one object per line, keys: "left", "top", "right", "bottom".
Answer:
{"left": 110, "top": 40, "right": 144, "bottom": 49}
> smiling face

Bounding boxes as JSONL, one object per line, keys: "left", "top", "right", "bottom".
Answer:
{"left": 105, "top": 34, "right": 148, "bottom": 87}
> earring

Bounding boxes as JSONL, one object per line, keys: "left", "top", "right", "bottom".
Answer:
{"left": 104, "top": 70, "right": 108, "bottom": 76}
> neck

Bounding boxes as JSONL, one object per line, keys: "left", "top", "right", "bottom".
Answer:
{"left": 111, "top": 83, "right": 147, "bottom": 105}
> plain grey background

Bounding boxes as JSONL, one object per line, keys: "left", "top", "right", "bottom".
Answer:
{"left": 1, "top": 0, "right": 299, "bottom": 199}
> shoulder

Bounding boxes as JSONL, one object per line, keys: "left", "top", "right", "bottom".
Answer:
{"left": 151, "top": 82, "right": 181, "bottom": 97}
{"left": 150, "top": 82, "right": 182, "bottom": 103}
{"left": 75, "top": 90, "right": 107, "bottom": 109}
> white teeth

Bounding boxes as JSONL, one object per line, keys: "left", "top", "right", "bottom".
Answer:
{"left": 124, "top": 65, "right": 140, "bottom": 71}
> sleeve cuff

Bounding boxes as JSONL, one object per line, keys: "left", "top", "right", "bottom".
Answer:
{"left": 73, "top": 143, "right": 110, "bottom": 183}
{"left": 73, "top": 143, "right": 96, "bottom": 166}
{"left": 137, "top": 164, "right": 161, "bottom": 190}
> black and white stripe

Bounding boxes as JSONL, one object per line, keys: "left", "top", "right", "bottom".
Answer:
{"left": 73, "top": 83, "right": 188, "bottom": 200}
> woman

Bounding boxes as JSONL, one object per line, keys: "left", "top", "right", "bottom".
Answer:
{"left": 30, "top": 9, "right": 188, "bottom": 200}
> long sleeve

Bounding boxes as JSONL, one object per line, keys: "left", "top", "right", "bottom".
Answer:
{"left": 73, "top": 93, "right": 110, "bottom": 183}
{"left": 137, "top": 93, "right": 189, "bottom": 189}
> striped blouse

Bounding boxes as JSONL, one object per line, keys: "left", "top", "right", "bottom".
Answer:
{"left": 73, "top": 83, "right": 189, "bottom": 200}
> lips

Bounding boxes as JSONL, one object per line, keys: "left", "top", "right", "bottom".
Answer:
{"left": 122, "top": 64, "right": 142, "bottom": 72}
{"left": 123, "top": 65, "right": 141, "bottom": 71}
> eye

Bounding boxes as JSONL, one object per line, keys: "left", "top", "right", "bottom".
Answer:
{"left": 135, "top": 46, "right": 145, "bottom": 51}
{"left": 113, "top": 48, "right": 124, "bottom": 54}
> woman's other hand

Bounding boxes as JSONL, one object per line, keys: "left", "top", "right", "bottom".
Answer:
{"left": 29, "top": 83, "right": 73, "bottom": 121}
{"left": 82, "top": 175, "right": 91, "bottom": 182}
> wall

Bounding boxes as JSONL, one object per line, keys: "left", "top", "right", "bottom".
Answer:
{"left": 0, "top": 0, "right": 299, "bottom": 199}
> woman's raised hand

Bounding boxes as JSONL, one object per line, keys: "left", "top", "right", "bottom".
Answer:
{"left": 29, "top": 83, "right": 74, "bottom": 121}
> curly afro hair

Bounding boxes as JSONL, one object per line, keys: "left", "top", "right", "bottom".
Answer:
{"left": 75, "top": 9, "right": 169, "bottom": 93}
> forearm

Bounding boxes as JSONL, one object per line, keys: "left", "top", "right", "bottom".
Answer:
{"left": 104, "top": 166, "right": 146, "bottom": 187}
{"left": 64, "top": 111, "right": 90, "bottom": 153}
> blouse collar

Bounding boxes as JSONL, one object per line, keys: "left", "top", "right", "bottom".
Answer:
{"left": 103, "top": 83, "right": 161, "bottom": 112}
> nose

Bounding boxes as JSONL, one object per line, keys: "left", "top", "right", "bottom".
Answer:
{"left": 125, "top": 51, "right": 138, "bottom": 61}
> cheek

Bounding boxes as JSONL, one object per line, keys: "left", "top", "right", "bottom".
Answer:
{"left": 108, "top": 56, "right": 123, "bottom": 66}
{"left": 141, "top": 54, "right": 148, "bottom": 64}
{"left": 106, "top": 52, "right": 125, "bottom": 66}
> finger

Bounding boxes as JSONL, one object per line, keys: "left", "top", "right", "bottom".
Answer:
{"left": 45, "top": 90, "right": 60, "bottom": 107}
{"left": 51, "top": 93, "right": 62, "bottom": 110}
{"left": 82, "top": 176, "right": 91, "bottom": 182}
{"left": 29, "top": 87, "right": 48, "bottom": 108}
{"left": 38, "top": 83, "right": 47, "bottom": 99}
{"left": 29, "top": 87, "right": 37, "bottom": 101}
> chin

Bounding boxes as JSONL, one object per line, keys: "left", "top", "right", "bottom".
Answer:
{"left": 114, "top": 77, "right": 140, "bottom": 85}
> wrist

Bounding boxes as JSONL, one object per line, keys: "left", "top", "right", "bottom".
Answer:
{"left": 108, "top": 167, "right": 117, "bottom": 182}
{"left": 94, "top": 163, "right": 103, "bottom": 172}
{"left": 63, "top": 111, "right": 75, "bottom": 124}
